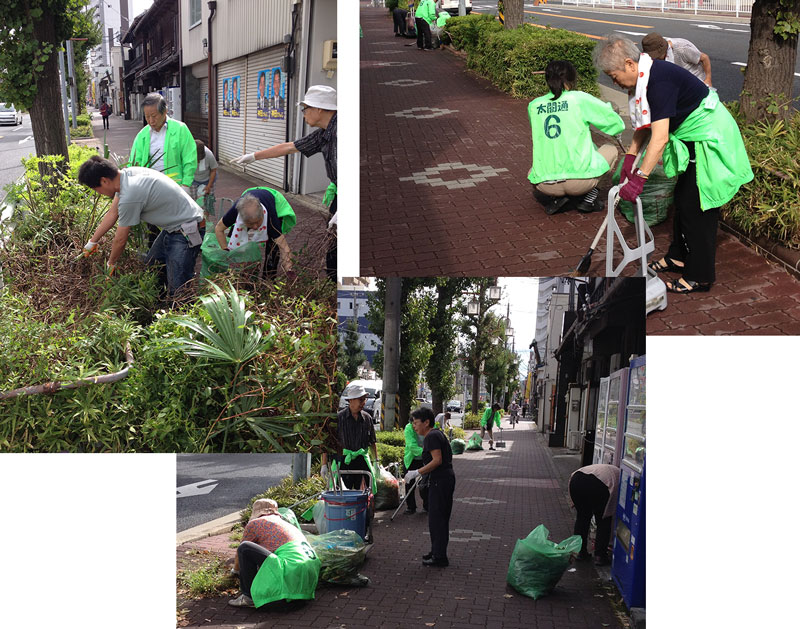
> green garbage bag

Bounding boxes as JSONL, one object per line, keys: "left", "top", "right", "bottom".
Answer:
{"left": 249, "top": 539, "right": 321, "bottom": 606}
{"left": 506, "top": 524, "right": 582, "bottom": 600}
{"left": 450, "top": 438, "right": 466, "bottom": 455}
{"left": 305, "top": 529, "right": 370, "bottom": 586}
{"left": 199, "top": 231, "right": 263, "bottom": 278}
{"left": 612, "top": 159, "right": 675, "bottom": 227}
{"left": 466, "top": 433, "right": 483, "bottom": 451}
{"left": 278, "top": 507, "right": 301, "bottom": 530}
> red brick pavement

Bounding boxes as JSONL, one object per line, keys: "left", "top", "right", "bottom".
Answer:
{"left": 358, "top": 3, "right": 800, "bottom": 334}
{"left": 177, "top": 421, "right": 625, "bottom": 628}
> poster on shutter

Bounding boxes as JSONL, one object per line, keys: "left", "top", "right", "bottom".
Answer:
{"left": 269, "top": 67, "right": 285, "bottom": 120}
{"left": 231, "top": 75, "right": 241, "bottom": 118}
{"left": 222, "top": 78, "right": 230, "bottom": 117}
{"left": 257, "top": 70, "right": 268, "bottom": 119}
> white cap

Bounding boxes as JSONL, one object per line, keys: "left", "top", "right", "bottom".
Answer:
{"left": 343, "top": 384, "right": 367, "bottom": 400}
{"left": 299, "top": 85, "right": 337, "bottom": 111}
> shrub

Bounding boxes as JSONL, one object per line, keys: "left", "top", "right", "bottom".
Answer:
{"left": 69, "top": 125, "right": 92, "bottom": 139}
{"left": 241, "top": 474, "right": 326, "bottom": 523}
{"left": 76, "top": 114, "right": 91, "bottom": 126}
{"left": 376, "top": 442, "right": 404, "bottom": 467}
{"left": 178, "top": 559, "right": 235, "bottom": 597}
{"left": 446, "top": 14, "right": 503, "bottom": 53}
{"left": 462, "top": 413, "right": 481, "bottom": 429}
{"left": 723, "top": 104, "right": 800, "bottom": 247}
{"left": 449, "top": 426, "right": 466, "bottom": 441}
{"left": 376, "top": 429, "right": 405, "bottom": 447}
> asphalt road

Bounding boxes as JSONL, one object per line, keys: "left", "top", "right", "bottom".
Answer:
{"left": 176, "top": 453, "right": 295, "bottom": 532}
{"left": 471, "top": 1, "right": 800, "bottom": 104}
{"left": 0, "top": 114, "right": 35, "bottom": 199}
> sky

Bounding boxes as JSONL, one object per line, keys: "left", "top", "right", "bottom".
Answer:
{"left": 131, "top": 0, "right": 153, "bottom": 18}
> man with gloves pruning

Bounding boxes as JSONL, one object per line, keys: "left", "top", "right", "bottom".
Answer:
{"left": 77, "top": 156, "right": 204, "bottom": 296}
{"left": 403, "top": 417, "right": 428, "bottom": 515}
{"left": 231, "top": 86, "right": 337, "bottom": 280}
{"left": 480, "top": 403, "right": 502, "bottom": 450}
{"left": 405, "top": 407, "right": 455, "bottom": 567}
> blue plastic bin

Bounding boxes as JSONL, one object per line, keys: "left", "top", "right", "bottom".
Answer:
{"left": 322, "top": 490, "right": 368, "bottom": 540}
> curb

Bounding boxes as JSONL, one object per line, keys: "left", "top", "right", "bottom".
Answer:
{"left": 177, "top": 510, "right": 320, "bottom": 546}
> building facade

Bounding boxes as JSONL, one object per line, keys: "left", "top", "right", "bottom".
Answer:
{"left": 87, "top": 0, "right": 133, "bottom": 113}
{"left": 337, "top": 280, "right": 381, "bottom": 365}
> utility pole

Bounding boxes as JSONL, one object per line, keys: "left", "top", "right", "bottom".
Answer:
{"left": 58, "top": 49, "right": 70, "bottom": 148}
{"left": 65, "top": 39, "right": 78, "bottom": 128}
{"left": 382, "top": 278, "right": 402, "bottom": 430}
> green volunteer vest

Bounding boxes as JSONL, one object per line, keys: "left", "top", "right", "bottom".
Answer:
{"left": 243, "top": 187, "right": 298, "bottom": 234}
{"left": 403, "top": 422, "right": 423, "bottom": 469}
{"left": 128, "top": 118, "right": 198, "bottom": 186}
{"left": 480, "top": 408, "right": 501, "bottom": 428}
{"left": 249, "top": 539, "right": 320, "bottom": 607}
{"left": 527, "top": 90, "right": 624, "bottom": 185}
{"left": 417, "top": 0, "right": 436, "bottom": 24}
{"left": 659, "top": 90, "right": 754, "bottom": 210}
{"left": 332, "top": 448, "right": 378, "bottom": 495}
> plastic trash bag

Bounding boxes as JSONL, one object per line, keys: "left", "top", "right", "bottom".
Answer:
{"left": 374, "top": 466, "right": 400, "bottom": 511}
{"left": 466, "top": 433, "right": 484, "bottom": 450}
{"left": 277, "top": 507, "right": 301, "bottom": 530}
{"left": 305, "top": 529, "right": 370, "bottom": 587}
{"left": 612, "top": 159, "right": 675, "bottom": 227}
{"left": 311, "top": 500, "right": 329, "bottom": 535}
{"left": 450, "top": 438, "right": 466, "bottom": 455}
{"left": 506, "top": 524, "right": 582, "bottom": 600}
{"left": 199, "top": 231, "right": 264, "bottom": 278}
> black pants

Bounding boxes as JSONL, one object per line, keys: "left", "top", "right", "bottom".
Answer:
{"left": 427, "top": 470, "right": 455, "bottom": 560}
{"left": 665, "top": 142, "right": 720, "bottom": 284}
{"left": 237, "top": 541, "right": 271, "bottom": 598}
{"left": 416, "top": 18, "right": 432, "bottom": 49}
{"left": 569, "top": 471, "right": 612, "bottom": 558}
{"left": 404, "top": 458, "right": 429, "bottom": 512}
{"left": 337, "top": 454, "right": 371, "bottom": 490}
{"left": 102, "top": 115, "right": 110, "bottom": 129}
{"left": 393, "top": 8, "right": 408, "bottom": 34}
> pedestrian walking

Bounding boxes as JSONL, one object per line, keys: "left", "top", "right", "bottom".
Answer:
{"left": 228, "top": 499, "right": 320, "bottom": 608}
{"left": 480, "top": 403, "right": 502, "bottom": 450}
{"left": 405, "top": 407, "right": 455, "bottom": 567}
{"left": 641, "top": 32, "right": 713, "bottom": 87}
{"left": 528, "top": 60, "right": 624, "bottom": 215}
{"left": 99, "top": 99, "right": 111, "bottom": 129}
{"left": 568, "top": 463, "right": 620, "bottom": 566}
{"left": 415, "top": 0, "right": 435, "bottom": 50}
{"left": 596, "top": 35, "right": 753, "bottom": 294}
{"left": 509, "top": 400, "right": 520, "bottom": 427}
{"left": 403, "top": 418, "right": 428, "bottom": 515}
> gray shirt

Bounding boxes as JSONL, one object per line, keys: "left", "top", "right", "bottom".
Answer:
{"left": 117, "top": 167, "right": 202, "bottom": 233}
{"left": 194, "top": 146, "right": 218, "bottom": 182}
{"left": 666, "top": 38, "right": 706, "bottom": 81}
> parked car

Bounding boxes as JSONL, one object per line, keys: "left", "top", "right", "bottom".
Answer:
{"left": 440, "top": 0, "right": 472, "bottom": 16}
{"left": 0, "top": 104, "right": 22, "bottom": 126}
{"left": 339, "top": 379, "right": 383, "bottom": 424}
{"left": 446, "top": 400, "right": 462, "bottom": 412}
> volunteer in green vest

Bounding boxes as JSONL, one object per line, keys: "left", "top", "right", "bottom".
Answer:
{"left": 232, "top": 85, "right": 337, "bottom": 281}
{"left": 596, "top": 35, "right": 753, "bottom": 294}
{"left": 403, "top": 417, "right": 428, "bottom": 514}
{"left": 212, "top": 187, "right": 296, "bottom": 277}
{"left": 528, "top": 60, "right": 625, "bottom": 215}
{"left": 430, "top": 10, "right": 449, "bottom": 49}
{"left": 129, "top": 92, "right": 197, "bottom": 188}
{"left": 228, "top": 499, "right": 320, "bottom": 608}
{"left": 415, "top": 0, "right": 436, "bottom": 51}
{"left": 480, "top": 403, "right": 502, "bottom": 451}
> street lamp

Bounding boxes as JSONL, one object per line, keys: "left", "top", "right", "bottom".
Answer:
{"left": 487, "top": 285, "right": 502, "bottom": 300}
{"left": 467, "top": 298, "right": 480, "bottom": 316}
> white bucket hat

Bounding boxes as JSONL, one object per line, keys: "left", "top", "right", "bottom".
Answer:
{"left": 249, "top": 498, "right": 280, "bottom": 522}
{"left": 299, "top": 85, "right": 337, "bottom": 111}
{"left": 343, "top": 384, "right": 368, "bottom": 400}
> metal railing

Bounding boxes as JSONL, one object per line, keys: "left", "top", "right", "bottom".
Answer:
{"left": 559, "top": 0, "right": 753, "bottom": 17}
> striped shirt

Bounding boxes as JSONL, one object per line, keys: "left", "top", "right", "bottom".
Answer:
{"left": 294, "top": 112, "right": 337, "bottom": 185}
{"left": 330, "top": 407, "right": 376, "bottom": 455}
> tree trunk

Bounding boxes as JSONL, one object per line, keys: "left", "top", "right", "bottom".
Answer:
{"left": 31, "top": 16, "right": 69, "bottom": 181}
{"left": 504, "top": 0, "right": 524, "bottom": 29}
{"left": 740, "top": 0, "right": 799, "bottom": 124}
{"left": 431, "top": 391, "right": 444, "bottom": 416}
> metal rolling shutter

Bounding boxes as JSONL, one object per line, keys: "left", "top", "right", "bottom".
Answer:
{"left": 200, "top": 77, "right": 209, "bottom": 116}
{"left": 216, "top": 56, "right": 248, "bottom": 169}
{"left": 242, "top": 46, "right": 286, "bottom": 189}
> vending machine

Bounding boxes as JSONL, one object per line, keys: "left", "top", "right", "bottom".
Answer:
{"left": 592, "top": 367, "right": 629, "bottom": 466}
{"left": 612, "top": 354, "right": 646, "bottom": 609}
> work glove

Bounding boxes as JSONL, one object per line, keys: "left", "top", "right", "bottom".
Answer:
{"left": 105, "top": 260, "right": 117, "bottom": 277}
{"left": 620, "top": 153, "right": 637, "bottom": 184}
{"left": 81, "top": 240, "right": 99, "bottom": 257}
{"left": 619, "top": 172, "right": 646, "bottom": 203}
{"left": 231, "top": 153, "right": 256, "bottom": 165}
{"left": 404, "top": 469, "right": 420, "bottom": 484}
{"left": 197, "top": 184, "right": 206, "bottom": 197}
{"left": 327, "top": 212, "right": 338, "bottom": 231}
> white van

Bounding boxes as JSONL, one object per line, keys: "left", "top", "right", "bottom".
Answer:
{"left": 339, "top": 379, "right": 383, "bottom": 424}
{"left": 440, "top": 0, "right": 472, "bottom": 16}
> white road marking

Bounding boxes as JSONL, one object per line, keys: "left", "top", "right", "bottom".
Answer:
{"left": 696, "top": 24, "right": 722, "bottom": 30}
{"left": 616, "top": 30, "right": 648, "bottom": 36}
{"left": 732, "top": 61, "right": 800, "bottom": 77}
{"left": 18, "top": 135, "right": 33, "bottom": 145}
{"left": 176, "top": 479, "right": 219, "bottom": 498}
{"left": 726, "top": 28, "right": 750, "bottom": 33}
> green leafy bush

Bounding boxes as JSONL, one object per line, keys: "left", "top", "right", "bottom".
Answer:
{"left": 376, "top": 442, "right": 404, "bottom": 467}
{"left": 69, "top": 125, "right": 92, "bottom": 139}
{"left": 376, "top": 429, "right": 405, "bottom": 447}
{"left": 178, "top": 559, "right": 235, "bottom": 597}
{"left": 462, "top": 413, "right": 481, "bottom": 429}
{"left": 241, "top": 474, "right": 326, "bottom": 523}
{"left": 723, "top": 104, "right": 800, "bottom": 247}
{"left": 446, "top": 14, "right": 503, "bottom": 52}
{"left": 449, "top": 426, "right": 466, "bottom": 441}
{"left": 76, "top": 114, "right": 91, "bottom": 126}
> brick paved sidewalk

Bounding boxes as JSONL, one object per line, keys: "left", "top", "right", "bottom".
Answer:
{"left": 358, "top": 3, "right": 800, "bottom": 334}
{"left": 177, "top": 420, "right": 626, "bottom": 629}
{"left": 90, "top": 111, "right": 330, "bottom": 275}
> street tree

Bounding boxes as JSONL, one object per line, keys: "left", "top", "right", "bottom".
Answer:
{"left": 0, "top": 0, "right": 100, "bottom": 168}
{"left": 502, "top": 0, "right": 525, "bottom": 30}
{"left": 460, "top": 279, "right": 503, "bottom": 414}
{"left": 425, "top": 278, "right": 472, "bottom": 415}
{"left": 367, "top": 279, "right": 435, "bottom": 427}
{"left": 740, "top": 0, "right": 800, "bottom": 123}
{"left": 339, "top": 318, "right": 366, "bottom": 381}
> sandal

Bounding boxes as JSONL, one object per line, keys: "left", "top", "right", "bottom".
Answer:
{"left": 648, "top": 257, "right": 684, "bottom": 274}
{"left": 666, "top": 278, "right": 712, "bottom": 294}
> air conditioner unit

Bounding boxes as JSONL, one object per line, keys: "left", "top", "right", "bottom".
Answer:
{"left": 567, "top": 430, "right": 582, "bottom": 451}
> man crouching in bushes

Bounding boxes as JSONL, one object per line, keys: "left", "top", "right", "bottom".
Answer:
{"left": 78, "top": 155, "right": 205, "bottom": 296}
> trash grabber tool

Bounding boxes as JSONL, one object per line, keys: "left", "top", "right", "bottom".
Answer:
{"left": 390, "top": 476, "right": 418, "bottom": 521}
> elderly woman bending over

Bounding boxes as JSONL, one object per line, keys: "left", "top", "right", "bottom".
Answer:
{"left": 595, "top": 35, "right": 752, "bottom": 294}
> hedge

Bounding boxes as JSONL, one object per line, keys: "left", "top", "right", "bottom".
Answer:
{"left": 445, "top": 15, "right": 599, "bottom": 99}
